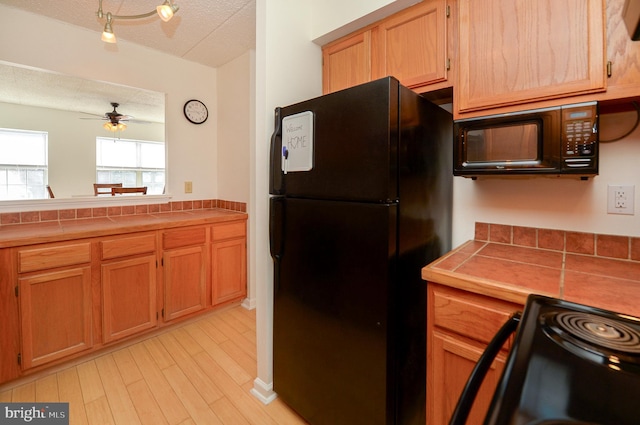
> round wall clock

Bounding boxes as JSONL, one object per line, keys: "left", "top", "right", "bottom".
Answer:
{"left": 183, "top": 99, "right": 208, "bottom": 124}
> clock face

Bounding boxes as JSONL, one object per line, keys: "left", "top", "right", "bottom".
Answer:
{"left": 183, "top": 99, "right": 208, "bottom": 124}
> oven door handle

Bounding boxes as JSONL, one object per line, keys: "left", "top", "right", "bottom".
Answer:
{"left": 449, "top": 311, "right": 522, "bottom": 425}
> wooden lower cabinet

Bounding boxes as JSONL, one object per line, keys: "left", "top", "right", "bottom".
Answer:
{"left": 162, "top": 226, "right": 208, "bottom": 321}
{"left": 102, "top": 255, "right": 157, "bottom": 343}
{"left": 163, "top": 245, "right": 207, "bottom": 321}
{"left": 427, "top": 283, "right": 521, "bottom": 425}
{"left": 211, "top": 221, "right": 247, "bottom": 306}
{"left": 19, "top": 266, "right": 93, "bottom": 369}
{"left": 430, "top": 330, "right": 506, "bottom": 424}
{"left": 212, "top": 238, "right": 247, "bottom": 305}
{"left": 3, "top": 215, "right": 247, "bottom": 385}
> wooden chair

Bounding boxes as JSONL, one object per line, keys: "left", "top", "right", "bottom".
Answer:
{"left": 111, "top": 186, "right": 147, "bottom": 195}
{"left": 46, "top": 185, "right": 54, "bottom": 198}
{"left": 94, "top": 183, "right": 123, "bottom": 196}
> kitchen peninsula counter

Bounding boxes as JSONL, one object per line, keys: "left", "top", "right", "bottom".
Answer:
{"left": 422, "top": 222, "right": 640, "bottom": 317}
{"left": 0, "top": 206, "right": 248, "bottom": 385}
{"left": 0, "top": 208, "right": 246, "bottom": 248}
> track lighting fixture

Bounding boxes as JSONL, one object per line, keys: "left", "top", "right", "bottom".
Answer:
{"left": 96, "top": 0, "right": 179, "bottom": 44}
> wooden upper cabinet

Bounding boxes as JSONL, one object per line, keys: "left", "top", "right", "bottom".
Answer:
{"left": 595, "top": 0, "right": 640, "bottom": 103}
{"left": 322, "top": 0, "right": 450, "bottom": 94}
{"left": 375, "top": 0, "right": 448, "bottom": 89}
{"left": 323, "top": 30, "right": 372, "bottom": 94}
{"left": 457, "top": 0, "right": 606, "bottom": 114}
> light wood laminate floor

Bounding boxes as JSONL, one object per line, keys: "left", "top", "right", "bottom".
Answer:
{"left": 0, "top": 304, "right": 308, "bottom": 425}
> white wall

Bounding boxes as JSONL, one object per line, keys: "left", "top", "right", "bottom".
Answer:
{"left": 452, "top": 122, "right": 640, "bottom": 248}
{"left": 0, "top": 5, "right": 217, "bottom": 203}
{"left": 217, "top": 51, "right": 254, "bottom": 204}
{"left": 217, "top": 50, "right": 256, "bottom": 307}
{"left": 311, "top": 0, "right": 422, "bottom": 44}
{"left": 251, "top": 0, "right": 323, "bottom": 404}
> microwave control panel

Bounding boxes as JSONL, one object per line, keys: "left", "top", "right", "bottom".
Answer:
{"left": 561, "top": 103, "right": 598, "bottom": 172}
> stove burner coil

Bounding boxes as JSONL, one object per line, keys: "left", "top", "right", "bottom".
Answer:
{"left": 555, "top": 312, "right": 640, "bottom": 354}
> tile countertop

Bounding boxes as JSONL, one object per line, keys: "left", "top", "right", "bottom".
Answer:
{"left": 0, "top": 208, "right": 247, "bottom": 249}
{"left": 422, "top": 222, "right": 640, "bottom": 318}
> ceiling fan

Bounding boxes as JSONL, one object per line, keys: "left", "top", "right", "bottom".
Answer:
{"left": 101, "top": 102, "right": 132, "bottom": 132}
{"left": 81, "top": 102, "right": 133, "bottom": 132}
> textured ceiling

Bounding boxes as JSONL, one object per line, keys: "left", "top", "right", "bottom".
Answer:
{"left": 0, "top": 0, "right": 256, "bottom": 69}
{"left": 0, "top": 62, "right": 166, "bottom": 123}
{"left": 0, "top": 0, "right": 256, "bottom": 123}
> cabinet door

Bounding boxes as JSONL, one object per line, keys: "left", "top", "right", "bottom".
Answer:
{"left": 598, "top": 0, "right": 640, "bottom": 101}
{"left": 102, "top": 255, "right": 157, "bottom": 343}
{"left": 375, "top": 0, "right": 448, "bottom": 88}
{"left": 457, "top": 0, "right": 605, "bottom": 113}
{"left": 19, "top": 267, "right": 92, "bottom": 369}
{"left": 322, "top": 30, "right": 372, "bottom": 94}
{"left": 429, "top": 331, "right": 506, "bottom": 425}
{"left": 212, "top": 238, "right": 246, "bottom": 305}
{"left": 163, "top": 245, "right": 207, "bottom": 321}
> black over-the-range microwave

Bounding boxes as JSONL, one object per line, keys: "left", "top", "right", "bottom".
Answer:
{"left": 453, "top": 101, "right": 599, "bottom": 179}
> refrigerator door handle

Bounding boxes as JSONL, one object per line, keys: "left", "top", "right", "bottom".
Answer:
{"left": 269, "top": 107, "right": 284, "bottom": 195}
{"left": 269, "top": 196, "right": 285, "bottom": 292}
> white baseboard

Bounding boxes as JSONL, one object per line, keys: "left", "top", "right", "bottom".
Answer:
{"left": 250, "top": 377, "right": 277, "bottom": 405}
{"left": 241, "top": 297, "right": 256, "bottom": 310}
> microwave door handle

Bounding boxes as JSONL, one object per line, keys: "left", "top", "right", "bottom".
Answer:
{"left": 448, "top": 311, "right": 522, "bottom": 425}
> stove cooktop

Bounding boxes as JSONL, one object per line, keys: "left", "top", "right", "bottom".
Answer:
{"left": 484, "top": 295, "right": 640, "bottom": 425}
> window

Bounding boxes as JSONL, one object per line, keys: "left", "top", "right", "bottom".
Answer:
{"left": 96, "top": 137, "right": 165, "bottom": 195}
{"left": 0, "top": 128, "right": 48, "bottom": 200}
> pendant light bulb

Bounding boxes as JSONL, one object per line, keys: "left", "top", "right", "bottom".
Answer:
{"left": 157, "top": 1, "right": 178, "bottom": 22}
{"left": 101, "top": 13, "right": 116, "bottom": 43}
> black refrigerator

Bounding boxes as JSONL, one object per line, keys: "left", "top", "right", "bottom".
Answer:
{"left": 269, "top": 77, "right": 452, "bottom": 425}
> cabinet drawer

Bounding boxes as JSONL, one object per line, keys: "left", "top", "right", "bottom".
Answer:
{"left": 18, "top": 243, "right": 91, "bottom": 273}
{"left": 163, "top": 227, "right": 207, "bottom": 250}
{"left": 212, "top": 221, "right": 245, "bottom": 241}
{"left": 101, "top": 234, "right": 156, "bottom": 260}
{"left": 433, "top": 288, "right": 519, "bottom": 346}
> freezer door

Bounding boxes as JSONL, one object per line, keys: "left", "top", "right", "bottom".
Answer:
{"left": 272, "top": 197, "right": 397, "bottom": 425}
{"left": 269, "top": 77, "right": 401, "bottom": 202}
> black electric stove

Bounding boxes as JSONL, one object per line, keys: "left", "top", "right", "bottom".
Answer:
{"left": 451, "top": 294, "right": 640, "bottom": 425}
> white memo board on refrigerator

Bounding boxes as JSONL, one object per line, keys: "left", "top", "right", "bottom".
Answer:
{"left": 282, "top": 111, "right": 314, "bottom": 173}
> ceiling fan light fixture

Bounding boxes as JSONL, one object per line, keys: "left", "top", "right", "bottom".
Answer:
{"left": 103, "top": 122, "right": 126, "bottom": 132}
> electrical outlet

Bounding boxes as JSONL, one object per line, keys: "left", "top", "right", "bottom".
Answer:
{"left": 184, "top": 181, "right": 193, "bottom": 193}
{"left": 607, "top": 184, "right": 635, "bottom": 215}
